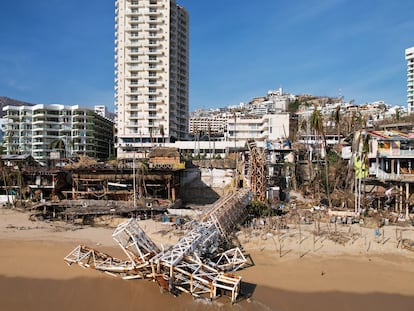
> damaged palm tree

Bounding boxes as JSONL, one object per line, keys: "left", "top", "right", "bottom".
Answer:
{"left": 64, "top": 188, "right": 252, "bottom": 303}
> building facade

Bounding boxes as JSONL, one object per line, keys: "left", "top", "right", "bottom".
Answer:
{"left": 115, "top": 0, "right": 189, "bottom": 159}
{"left": 227, "top": 113, "right": 290, "bottom": 142}
{"left": 1, "top": 104, "right": 114, "bottom": 165}
{"left": 189, "top": 115, "right": 228, "bottom": 136}
{"left": 406, "top": 46, "right": 414, "bottom": 114}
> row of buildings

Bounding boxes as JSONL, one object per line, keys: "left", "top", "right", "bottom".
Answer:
{"left": 1, "top": 104, "right": 115, "bottom": 165}
{"left": 1, "top": 89, "right": 408, "bottom": 165}
{"left": 1, "top": 0, "right": 413, "bottom": 165}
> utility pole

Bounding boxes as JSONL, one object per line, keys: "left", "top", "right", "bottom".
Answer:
{"left": 133, "top": 151, "right": 136, "bottom": 208}
{"left": 234, "top": 111, "right": 238, "bottom": 188}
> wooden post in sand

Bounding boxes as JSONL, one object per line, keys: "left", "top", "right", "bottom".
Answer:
{"left": 298, "top": 216, "right": 302, "bottom": 258}
{"left": 395, "top": 227, "right": 399, "bottom": 248}
{"left": 279, "top": 230, "right": 282, "bottom": 258}
{"left": 405, "top": 183, "right": 409, "bottom": 220}
{"left": 277, "top": 220, "right": 282, "bottom": 258}
{"left": 396, "top": 228, "right": 403, "bottom": 248}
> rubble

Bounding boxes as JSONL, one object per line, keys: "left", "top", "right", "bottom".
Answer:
{"left": 65, "top": 188, "right": 252, "bottom": 303}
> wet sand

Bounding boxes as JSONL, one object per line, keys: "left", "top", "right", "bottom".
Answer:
{"left": 1, "top": 274, "right": 414, "bottom": 311}
{"left": 1, "top": 208, "right": 414, "bottom": 310}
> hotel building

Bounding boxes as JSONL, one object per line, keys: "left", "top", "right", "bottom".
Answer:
{"left": 406, "top": 47, "right": 414, "bottom": 114}
{"left": 114, "top": 0, "right": 189, "bottom": 159}
{"left": 1, "top": 104, "right": 114, "bottom": 165}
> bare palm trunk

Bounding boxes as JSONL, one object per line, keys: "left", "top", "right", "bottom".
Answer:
{"left": 323, "top": 138, "right": 332, "bottom": 208}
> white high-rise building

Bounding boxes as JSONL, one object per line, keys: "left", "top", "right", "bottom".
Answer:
{"left": 2, "top": 104, "right": 114, "bottom": 165}
{"left": 115, "top": 0, "right": 189, "bottom": 159}
{"left": 406, "top": 46, "right": 414, "bottom": 114}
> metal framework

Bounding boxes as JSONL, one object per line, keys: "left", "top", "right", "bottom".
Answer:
{"left": 247, "top": 140, "right": 267, "bottom": 203}
{"left": 64, "top": 188, "right": 252, "bottom": 303}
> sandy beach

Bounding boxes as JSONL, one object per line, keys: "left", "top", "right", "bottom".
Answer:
{"left": 1, "top": 207, "right": 414, "bottom": 311}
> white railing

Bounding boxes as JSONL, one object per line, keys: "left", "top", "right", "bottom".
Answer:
{"left": 378, "top": 149, "right": 414, "bottom": 157}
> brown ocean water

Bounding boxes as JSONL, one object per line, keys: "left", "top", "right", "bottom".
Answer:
{"left": 1, "top": 275, "right": 413, "bottom": 311}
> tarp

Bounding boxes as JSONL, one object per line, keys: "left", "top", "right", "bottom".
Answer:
{"left": 354, "top": 156, "right": 368, "bottom": 179}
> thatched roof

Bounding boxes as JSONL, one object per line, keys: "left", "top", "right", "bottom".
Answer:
{"left": 64, "top": 156, "right": 99, "bottom": 169}
{"left": 148, "top": 147, "right": 180, "bottom": 158}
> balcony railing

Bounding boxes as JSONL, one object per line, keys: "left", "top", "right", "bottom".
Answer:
{"left": 378, "top": 149, "right": 414, "bottom": 157}
{"left": 374, "top": 171, "right": 414, "bottom": 181}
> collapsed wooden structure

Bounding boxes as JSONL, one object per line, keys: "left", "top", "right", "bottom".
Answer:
{"left": 64, "top": 188, "right": 252, "bottom": 303}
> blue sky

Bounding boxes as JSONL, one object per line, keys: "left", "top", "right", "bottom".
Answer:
{"left": 1, "top": 0, "right": 413, "bottom": 112}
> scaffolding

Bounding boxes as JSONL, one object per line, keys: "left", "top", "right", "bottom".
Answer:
{"left": 247, "top": 140, "right": 267, "bottom": 203}
{"left": 64, "top": 188, "right": 252, "bottom": 303}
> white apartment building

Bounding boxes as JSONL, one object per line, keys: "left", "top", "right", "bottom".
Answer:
{"left": 406, "top": 46, "right": 414, "bottom": 114}
{"left": 248, "top": 87, "right": 293, "bottom": 115}
{"left": 115, "top": 0, "right": 189, "bottom": 159}
{"left": 95, "top": 105, "right": 109, "bottom": 118}
{"left": 189, "top": 115, "right": 227, "bottom": 135}
{"left": 226, "top": 113, "right": 290, "bottom": 142}
{"left": 1, "top": 104, "right": 114, "bottom": 165}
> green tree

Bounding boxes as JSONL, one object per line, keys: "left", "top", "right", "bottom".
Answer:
{"left": 334, "top": 105, "right": 341, "bottom": 146}
{"left": 159, "top": 124, "right": 165, "bottom": 146}
{"left": 288, "top": 99, "right": 301, "bottom": 113}
{"left": 49, "top": 138, "right": 66, "bottom": 159}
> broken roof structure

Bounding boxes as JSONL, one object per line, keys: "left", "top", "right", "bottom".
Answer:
{"left": 64, "top": 188, "right": 252, "bottom": 303}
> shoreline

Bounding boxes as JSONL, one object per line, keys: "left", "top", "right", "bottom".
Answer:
{"left": 1, "top": 208, "right": 414, "bottom": 310}
{"left": 1, "top": 274, "right": 414, "bottom": 311}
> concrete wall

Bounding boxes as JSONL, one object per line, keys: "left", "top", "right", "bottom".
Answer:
{"left": 180, "top": 167, "right": 235, "bottom": 205}
{"left": 199, "top": 167, "right": 234, "bottom": 189}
